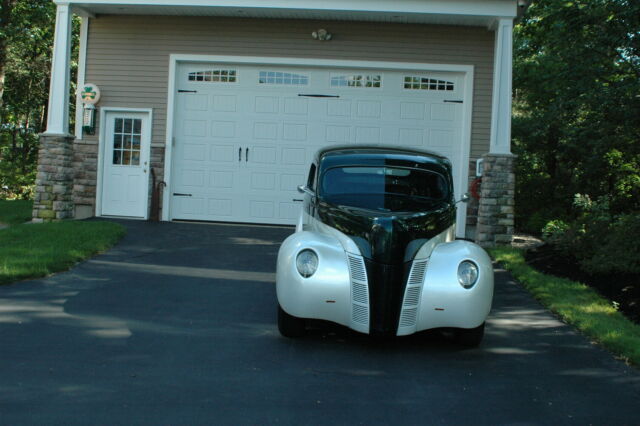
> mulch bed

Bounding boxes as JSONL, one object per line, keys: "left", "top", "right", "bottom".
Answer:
{"left": 525, "top": 244, "right": 639, "bottom": 325}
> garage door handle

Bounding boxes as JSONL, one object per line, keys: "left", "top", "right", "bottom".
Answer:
{"left": 292, "top": 199, "right": 303, "bottom": 202}
{"left": 245, "top": 147, "right": 249, "bottom": 162}
{"left": 444, "top": 100, "right": 463, "bottom": 103}
{"left": 238, "top": 147, "right": 242, "bottom": 162}
{"left": 173, "top": 193, "right": 192, "bottom": 197}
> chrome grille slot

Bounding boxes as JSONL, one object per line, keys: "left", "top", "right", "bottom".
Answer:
{"left": 348, "top": 256, "right": 366, "bottom": 282}
{"left": 352, "top": 281, "right": 368, "bottom": 304}
{"left": 408, "top": 260, "right": 427, "bottom": 286}
{"left": 399, "top": 308, "right": 418, "bottom": 327}
{"left": 352, "top": 304, "right": 369, "bottom": 324}
{"left": 398, "top": 259, "right": 428, "bottom": 330}
{"left": 348, "top": 254, "right": 369, "bottom": 326}
{"left": 403, "top": 286, "right": 422, "bottom": 307}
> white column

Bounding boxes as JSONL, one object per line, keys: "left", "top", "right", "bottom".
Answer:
{"left": 44, "top": 3, "right": 72, "bottom": 136}
{"left": 489, "top": 18, "right": 513, "bottom": 154}
{"left": 74, "top": 15, "right": 89, "bottom": 139}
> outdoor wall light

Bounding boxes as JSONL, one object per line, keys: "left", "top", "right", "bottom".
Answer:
{"left": 312, "top": 29, "right": 332, "bottom": 41}
{"left": 79, "top": 83, "right": 101, "bottom": 135}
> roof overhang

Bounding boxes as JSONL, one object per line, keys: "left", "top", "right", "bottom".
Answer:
{"left": 61, "top": 0, "right": 524, "bottom": 28}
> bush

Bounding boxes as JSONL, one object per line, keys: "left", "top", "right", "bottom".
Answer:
{"left": 542, "top": 219, "right": 570, "bottom": 242}
{"left": 581, "top": 213, "right": 640, "bottom": 275}
{"left": 543, "top": 195, "right": 640, "bottom": 275}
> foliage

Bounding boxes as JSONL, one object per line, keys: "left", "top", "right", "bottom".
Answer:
{"left": 490, "top": 247, "right": 640, "bottom": 367}
{"left": 541, "top": 219, "right": 570, "bottom": 242}
{"left": 513, "top": 0, "right": 640, "bottom": 234}
{"left": 0, "top": 221, "right": 126, "bottom": 285}
{"left": 544, "top": 194, "right": 640, "bottom": 275}
{"left": 0, "top": 198, "right": 31, "bottom": 225}
{"left": 0, "top": 1, "right": 79, "bottom": 199}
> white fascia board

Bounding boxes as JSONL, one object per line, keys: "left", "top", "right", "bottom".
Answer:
{"left": 57, "top": 0, "right": 518, "bottom": 19}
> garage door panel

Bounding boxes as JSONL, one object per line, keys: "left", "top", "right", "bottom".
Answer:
{"left": 182, "top": 143, "right": 207, "bottom": 161}
{"left": 253, "top": 122, "right": 278, "bottom": 140}
{"left": 211, "top": 121, "right": 236, "bottom": 138}
{"left": 183, "top": 120, "right": 207, "bottom": 137}
{"left": 171, "top": 64, "right": 466, "bottom": 227}
{"left": 209, "top": 144, "right": 237, "bottom": 164}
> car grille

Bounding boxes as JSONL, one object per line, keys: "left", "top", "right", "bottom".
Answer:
{"left": 348, "top": 254, "right": 370, "bottom": 325}
{"left": 399, "top": 259, "right": 428, "bottom": 327}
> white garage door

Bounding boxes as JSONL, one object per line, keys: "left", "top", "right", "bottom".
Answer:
{"left": 170, "top": 62, "right": 466, "bottom": 227}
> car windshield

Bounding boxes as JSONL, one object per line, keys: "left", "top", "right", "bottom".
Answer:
{"left": 320, "top": 166, "right": 449, "bottom": 212}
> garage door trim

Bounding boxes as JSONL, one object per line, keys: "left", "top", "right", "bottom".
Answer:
{"left": 162, "top": 54, "right": 474, "bottom": 236}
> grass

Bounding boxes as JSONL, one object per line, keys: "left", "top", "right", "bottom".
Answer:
{"left": 0, "top": 199, "right": 33, "bottom": 225}
{"left": 0, "top": 221, "right": 126, "bottom": 285}
{"left": 490, "top": 247, "right": 640, "bottom": 367}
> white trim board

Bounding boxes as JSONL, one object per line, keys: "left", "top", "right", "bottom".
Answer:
{"left": 96, "top": 107, "right": 154, "bottom": 220}
{"left": 58, "top": 1, "right": 518, "bottom": 19}
{"left": 162, "top": 54, "right": 474, "bottom": 237}
{"left": 74, "top": 15, "right": 89, "bottom": 139}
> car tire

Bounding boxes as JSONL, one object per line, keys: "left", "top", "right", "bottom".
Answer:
{"left": 455, "top": 322, "right": 485, "bottom": 347}
{"left": 278, "top": 305, "right": 306, "bottom": 338}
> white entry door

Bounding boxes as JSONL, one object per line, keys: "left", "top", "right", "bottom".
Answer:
{"left": 101, "top": 111, "right": 151, "bottom": 218}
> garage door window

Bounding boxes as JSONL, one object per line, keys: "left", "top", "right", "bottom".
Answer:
{"left": 404, "top": 76, "right": 454, "bottom": 91}
{"left": 188, "top": 70, "right": 237, "bottom": 82}
{"left": 258, "top": 71, "right": 309, "bottom": 85}
{"left": 330, "top": 74, "right": 381, "bottom": 88}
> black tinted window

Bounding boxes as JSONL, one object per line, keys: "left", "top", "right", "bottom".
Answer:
{"left": 307, "top": 164, "right": 317, "bottom": 190}
{"left": 320, "top": 166, "right": 449, "bottom": 211}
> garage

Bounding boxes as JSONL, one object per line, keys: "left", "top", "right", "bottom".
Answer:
{"left": 167, "top": 58, "right": 471, "bottom": 232}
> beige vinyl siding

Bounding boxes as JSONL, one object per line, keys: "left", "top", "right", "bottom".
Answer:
{"left": 84, "top": 15, "right": 494, "bottom": 158}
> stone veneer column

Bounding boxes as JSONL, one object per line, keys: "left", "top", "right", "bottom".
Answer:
{"left": 32, "top": 134, "right": 75, "bottom": 222}
{"left": 475, "top": 153, "right": 515, "bottom": 247}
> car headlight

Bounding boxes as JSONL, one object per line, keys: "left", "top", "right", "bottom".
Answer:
{"left": 458, "top": 260, "right": 479, "bottom": 289}
{"left": 296, "top": 249, "right": 318, "bottom": 278}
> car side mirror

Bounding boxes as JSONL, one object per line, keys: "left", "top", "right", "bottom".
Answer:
{"left": 297, "top": 185, "right": 315, "bottom": 197}
{"left": 456, "top": 193, "right": 470, "bottom": 204}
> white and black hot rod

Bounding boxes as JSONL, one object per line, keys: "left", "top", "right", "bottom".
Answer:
{"left": 276, "top": 146, "right": 493, "bottom": 346}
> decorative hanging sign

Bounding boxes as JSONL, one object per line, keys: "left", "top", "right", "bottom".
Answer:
{"left": 80, "top": 83, "right": 101, "bottom": 104}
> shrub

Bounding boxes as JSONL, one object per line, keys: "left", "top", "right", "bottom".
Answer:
{"left": 544, "top": 194, "right": 640, "bottom": 275}
{"left": 542, "top": 219, "right": 570, "bottom": 242}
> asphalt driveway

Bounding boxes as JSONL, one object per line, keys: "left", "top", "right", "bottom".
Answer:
{"left": 0, "top": 219, "right": 638, "bottom": 425}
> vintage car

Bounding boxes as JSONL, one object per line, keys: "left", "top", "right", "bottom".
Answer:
{"left": 276, "top": 146, "right": 494, "bottom": 346}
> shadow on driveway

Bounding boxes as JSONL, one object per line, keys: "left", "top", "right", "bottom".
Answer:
{"left": 0, "top": 219, "right": 638, "bottom": 425}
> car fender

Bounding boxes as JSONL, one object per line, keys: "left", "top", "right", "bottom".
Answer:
{"left": 411, "top": 240, "right": 494, "bottom": 333}
{"left": 276, "top": 231, "right": 358, "bottom": 331}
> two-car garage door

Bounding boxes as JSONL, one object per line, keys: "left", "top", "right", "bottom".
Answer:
{"left": 170, "top": 62, "right": 466, "bottom": 226}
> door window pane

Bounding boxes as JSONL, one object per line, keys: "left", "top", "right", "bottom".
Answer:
{"left": 112, "top": 117, "right": 143, "bottom": 166}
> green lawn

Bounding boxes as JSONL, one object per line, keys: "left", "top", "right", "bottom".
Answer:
{"left": 0, "top": 221, "right": 126, "bottom": 285}
{"left": 490, "top": 247, "right": 640, "bottom": 367}
{"left": 0, "top": 199, "right": 33, "bottom": 225}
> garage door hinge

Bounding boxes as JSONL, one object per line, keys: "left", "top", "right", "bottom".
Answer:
{"left": 178, "top": 89, "right": 197, "bottom": 93}
{"left": 444, "top": 100, "right": 463, "bottom": 103}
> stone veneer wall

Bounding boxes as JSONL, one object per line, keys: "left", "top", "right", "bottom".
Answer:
{"left": 475, "top": 153, "right": 515, "bottom": 247}
{"left": 73, "top": 141, "right": 99, "bottom": 210}
{"left": 33, "top": 134, "right": 75, "bottom": 221}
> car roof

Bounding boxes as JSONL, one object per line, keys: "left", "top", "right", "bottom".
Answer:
{"left": 314, "top": 145, "right": 453, "bottom": 177}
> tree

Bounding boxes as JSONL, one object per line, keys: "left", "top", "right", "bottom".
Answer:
{"left": 513, "top": 0, "right": 640, "bottom": 233}
{"left": 0, "top": 1, "right": 79, "bottom": 199}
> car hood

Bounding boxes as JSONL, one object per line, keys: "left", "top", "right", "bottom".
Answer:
{"left": 317, "top": 200, "right": 455, "bottom": 265}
